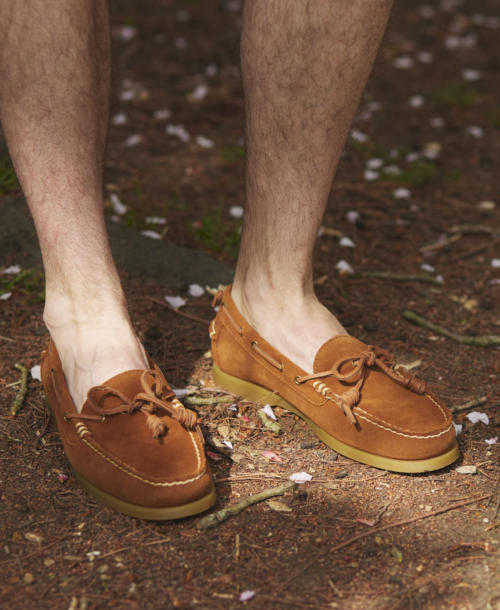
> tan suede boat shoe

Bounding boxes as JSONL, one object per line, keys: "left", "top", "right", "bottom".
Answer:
{"left": 210, "top": 286, "right": 459, "bottom": 473}
{"left": 41, "top": 341, "right": 216, "bottom": 520}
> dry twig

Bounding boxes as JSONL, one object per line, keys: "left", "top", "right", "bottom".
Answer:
{"left": 149, "top": 297, "right": 210, "bottom": 324}
{"left": 451, "top": 396, "right": 488, "bottom": 413}
{"left": 329, "top": 493, "right": 492, "bottom": 553}
{"left": 353, "top": 271, "right": 442, "bottom": 285}
{"left": 403, "top": 310, "right": 500, "bottom": 347}
{"left": 198, "top": 481, "right": 296, "bottom": 529}
{"left": 11, "top": 363, "right": 28, "bottom": 417}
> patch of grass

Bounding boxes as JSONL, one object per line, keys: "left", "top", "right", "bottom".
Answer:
{"left": 124, "top": 209, "right": 137, "bottom": 229}
{"left": 386, "top": 161, "right": 438, "bottom": 186}
{"left": 220, "top": 145, "right": 245, "bottom": 163}
{"left": 0, "top": 269, "right": 45, "bottom": 303}
{"left": 432, "top": 82, "right": 478, "bottom": 109}
{"left": 190, "top": 205, "right": 241, "bottom": 259}
{"left": 0, "top": 156, "right": 20, "bottom": 194}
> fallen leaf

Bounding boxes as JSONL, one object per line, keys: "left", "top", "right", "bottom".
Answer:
{"left": 456, "top": 465, "right": 477, "bottom": 474}
{"left": 261, "top": 450, "right": 282, "bottom": 463}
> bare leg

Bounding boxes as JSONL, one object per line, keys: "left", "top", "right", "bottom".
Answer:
{"left": 0, "top": 0, "right": 148, "bottom": 410}
{"left": 232, "top": 0, "right": 392, "bottom": 373}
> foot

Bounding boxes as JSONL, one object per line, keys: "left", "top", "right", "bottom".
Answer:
{"left": 43, "top": 294, "right": 149, "bottom": 412}
{"left": 231, "top": 282, "right": 347, "bottom": 374}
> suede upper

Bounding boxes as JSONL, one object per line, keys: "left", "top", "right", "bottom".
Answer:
{"left": 211, "top": 286, "right": 457, "bottom": 462}
{"left": 41, "top": 341, "right": 213, "bottom": 509}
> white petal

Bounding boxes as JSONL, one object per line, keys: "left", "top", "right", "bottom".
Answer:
{"left": 195, "top": 135, "right": 214, "bottom": 149}
{"left": 462, "top": 68, "right": 481, "bottom": 82}
{"left": 364, "top": 169, "right": 379, "bottom": 181}
{"left": 346, "top": 210, "right": 360, "bottom": 224}
{"left": 229, "top": 205, "right": 244, "bottom": 218}
{"left": 188, "top": 284, "right": 205, "bottom": 297}
{"left": 124, "top": 134, "right": 143, "bottom": 148}
{"left": 188, "top": 84, "right": 208, "bottom": 102}
{"left": 491, "top": 259, "right": 500, "bottom": 268}
{"left": 165, "top": 295, "right": 186, "bottom": 309}
{"left": 366, "top": 158, "right": 384, "bottom": 170}
{"left": 452, "top": 422, "right": 462, "bottom": 435}
{"left": 409, "top": 95, "right": 424, "bottom": 108}
{"left": 109, "top": 193, "right": 127, "bottom": 215}
{"left": 30, "top": 365, "right": 41, "bottom": 382}
{"left": 166, "top": 124, "right": 191, "bottom": 143}
{"left": 239, "top": 591, "right": 255, "bottom": 602}
{"left": 2, "top": 265, "right": 21, "bottom": 275}
{"left": 259, "top": 404, "right": 277, "bottom": 421}
{"left": 112, "top": 112, "right": 128, "bottom": 126}
{"left": 393, "top": 187, "right": 411, "bottom": 199}
{"left": 335, "top": 260, "right": 354, "bottom": 275}
{"left": 485, "top": 437, "right": 497, "bottom": 445}
{"left": 153, "top": 109, "right": 172, "bottom": 121}
{"left": 466, "top": 411, "right": 489, "bottom": 425}
{"left": 140, "top": 230, "right": 161, "bottom": 240}
{"left": 289, "top": 472, "right": 312, "bottom": 484}
{"left": 0, "top": 292, "right": 12, "bottom": 300}
{"left": 350, "top": 129, "right": 368, "bottom": 143}
{"left": 393, "top": 56, "right": 413, "bottom": 69}
{"left": 339, "top": 236, "right": 355, "bottom": 248}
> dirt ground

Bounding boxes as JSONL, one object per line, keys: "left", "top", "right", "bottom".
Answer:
{"left": 1, "top": 1, "right": 499, "bottom": 608}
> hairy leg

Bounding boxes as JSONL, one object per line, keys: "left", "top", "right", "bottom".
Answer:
{"left": 0, "top": 0, "right": 148, "bottom": 410}
{"left": 233, "top": 0, "right": 392, "bottom": 373}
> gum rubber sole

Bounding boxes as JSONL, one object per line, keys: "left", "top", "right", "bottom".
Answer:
{"left": 72, "top": 468, "right": 217, "bottom": 520}
{"left": 45, "top": 399, "right": 217, "bottom": 520}
{"left": 213, "top": 364, "right": 459, "bottom": 474}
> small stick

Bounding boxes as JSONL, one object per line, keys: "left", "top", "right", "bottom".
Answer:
{"left": 353, "top": 271, "right": 442, "bottom": 285}
{"left": 11, "top": 363, "right": 28, "bottom": 417}
{"left": 403, "top": 310, "right": 500, "bottom": 347}
{"left": 449, "top": 237, "right": 500, "bottom": 263}
{"left": 149, "top": 297, "right": 210, "bottom": 325}
{"left": 329, "top": 493, "right": 492, "bottom": 553}
{"left": 420, "top": 233, "right": 462, "bottom": 253}
{"left": 451, "top": 396, "right": 488, "bottom": 413}
{"left": 450, "top": 224, "right": 499, "bottom": 235}
{"left": 257, "top": 410, "right": 281, "bottom": 433}
{"left": 198, "top": 480, "right": 296, "bottom": 529}
{"left": 184, "top": 395, "right": 235, "bottom": 406}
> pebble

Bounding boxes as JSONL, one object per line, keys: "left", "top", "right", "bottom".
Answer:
{"left": 456, "top": 465, "right": 477, "bottom": 474}
{"left": 23, "top": 573, "right": 34, "bottom": 584}
{"left": 477, "top": 200, "right": 496, "bottom": 211}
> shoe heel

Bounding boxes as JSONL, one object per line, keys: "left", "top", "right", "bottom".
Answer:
{"left": 213, "top": 364, "right": 284, "bottom": 406}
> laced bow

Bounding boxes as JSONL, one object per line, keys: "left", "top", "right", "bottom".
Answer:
{"left": 297, "top": 346, "right": 426, "bottom": 425}
{"left": 65, "top": 370, "right": 198, "bottom": 438}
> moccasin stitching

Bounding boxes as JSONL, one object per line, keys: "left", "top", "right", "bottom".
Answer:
{"left": 75, "top": 424, "right": 206, "bottom": 487}
{"left": 355, "top": 414, "right": 454, "bottom": 439}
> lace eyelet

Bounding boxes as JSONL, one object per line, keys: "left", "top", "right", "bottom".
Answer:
{"left": 250, "top": 340, "right": 258, "bottom": 348}
{"left": 294, "top": 376, "right": 302, "bottom": 385}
